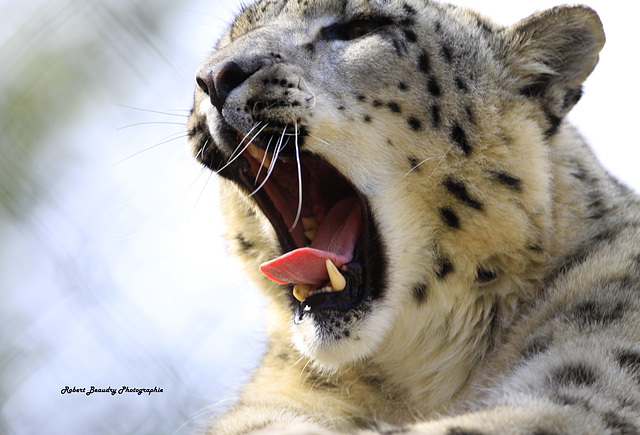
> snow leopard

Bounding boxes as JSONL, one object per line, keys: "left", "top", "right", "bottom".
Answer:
{"left": 186, "top": 0, "right": 640, "bottom": 433}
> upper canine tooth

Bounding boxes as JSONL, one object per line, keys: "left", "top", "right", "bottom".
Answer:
{"left": 247, "top": 144, "right": 272, "bottom": 168}
{"left": 247, "top": 144, "right": 262, "bottom": 160}
{"left": 325, "top": 259, "right": 346, "bottom": 291}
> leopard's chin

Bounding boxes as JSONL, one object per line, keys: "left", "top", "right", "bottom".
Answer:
{"left": 196, "top": 127, "right": 389, "bottom": 354}
{"left": 291, "top": 299, "right": 397, "bottom": 366}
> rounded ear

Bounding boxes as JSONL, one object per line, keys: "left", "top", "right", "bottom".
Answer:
{"left": 498, "top": 5, "right": 605, "bottom": 134}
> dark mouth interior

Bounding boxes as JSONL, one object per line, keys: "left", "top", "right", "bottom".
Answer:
{"left": 223, "top": 136, "right": 375, "bottom": 317}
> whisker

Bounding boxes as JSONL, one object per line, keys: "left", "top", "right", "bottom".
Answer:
{"left": 423, "top": 144, "right": 454, "bottom": 186}
{"left": 188, "top": 168, "right": 215, "bottom": 220}
{"left": 249, "top": 126, "right": 287, "bottom": 197}
{"left": 116, "top": 121, "right": 186, "bottom": 131}
{"left": 403, "top": 155, "right": 444, "bottom": 177}
{"left": 111, "top": 103, "right": 189, "bottom": 118}
{"left": 112, "top": 132, "right": 188, "bottom": 167}
{"left": 255, "top": 136, "right": 273, "bottom": 184}
{"left": 216, "top": 122, "right": 269, "bottom": 174}
{"left": 298, "top": 76, "right": 316, "bottom": 109}
{"left": 195, "top": 137, "right": 209, "bottom": 161}
{"left": 223, "top": 122, "right": 262, "bottom": 164}
{"left": 307, "top": 133, "right": 332, "bottom": 147}
{"left": 290, "top": 121, "right": 303, "bottom": 232}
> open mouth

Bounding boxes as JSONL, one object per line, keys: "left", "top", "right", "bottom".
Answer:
{"left": 208, "top": 132, "right": 383, "bottom": 319}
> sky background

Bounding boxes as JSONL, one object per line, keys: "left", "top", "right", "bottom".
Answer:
{"left": 0, "top": 0, "right": 638, "bottom": 434}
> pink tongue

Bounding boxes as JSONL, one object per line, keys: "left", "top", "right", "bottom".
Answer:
{"left": 259, "top": 197, "right": 361, "bottom": 285}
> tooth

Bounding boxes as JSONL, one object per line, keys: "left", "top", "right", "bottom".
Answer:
{"left": 325, "top": 259, "right": 346, "bottom": 291}
{"left": 247, "top": 144, "right": 272, "bottom": 168}
{"left": 302, "top": 217, "right": 319, "bottom": 231}
{"left": 247, "top": 144, "right": 262, "bottom": 160}
{"left": 304, "top": 229, "right": 317, "bottom": 242}
{"left": 293, "top": 284, "right": 311, "bottom": 302}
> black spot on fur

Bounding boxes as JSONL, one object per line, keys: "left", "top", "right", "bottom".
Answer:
{"left": 407, "top": 117, "right": 422, "bottom": 131}
{"left": 398, "top": 81, "right": 408, "bottom": 91}
{"left": 304, "top": 373, "right": 339, "bottom": 390}
{"left": 587, "top": 189, "right": 609, "bottom": 220}
{"left": 570, "top": 300, "right": 625, "bottom": 327}
{"left": 615, "top": 349, "right": 640, "bottom": 382}
{"left": 465, "top": 106, "right": 475, "bottom": 124}
{"left": 276, "top": 351, "right": 290, "bottom": 361}
{"left": 443, "top": 177, "right": 483, "bottom": 210}
{"left": 413, "top": 282, "right": 428, "bottom": 303}
{"left": 364, "top": 115, "right": 372, "bottom": 123}
{"left": 440, "top": 207, "right": 460, "bottom": 229}
{"left": 387, "top": 102, "right": 401, "bottom": 113}
{"left": 552, "top": 363, "right": 597, "bottom": 387}
{"left": 351, "top": 416, "right": 377, "bottom": 430}
{"left": 592, "top": 226, "right": 623, "bottom": 244}
{"left": 408, "top": 155, "right": 420, "bottom": 171}
{"left": 545, "top": 249, "right": 593, "bottom": 287}
{"left": 235, "top": 234, "right": 254, "bottom": 252}
{"left": 602, "top": 411, "right": 639, "bottom": 435}
{"left": 430, "top": 104, "right": 441, "bottom": 127}
{"left": 571, "top": 162, "right": 597, "bottom": 185}
{"left": 418, "top": 51, "right": 431, "bottom": 74}
{"left": 446, "top": 428, "right": 484, "bottom": 435}
{"left": 380, "top": 428, "right": 409, "bottom": 435}
{"left": 563, "top": 87, "right": 583, "bottom": 110}
{"left": 188, "top": 120, "right": 208, "bottom": 138}
{"left": 475, "top": 17, "right": 494, "bottom": 34}
{"left": 303, "top": 43, "right": 315, "bottom": 54}
{"left": 391, "top": 38, "right": 405, "bottom": 56}
{"left": 545, "top": 112, "right": 563, "bottom": 137}
{"left": 337, "top": 105, "right": 345, "bottom": 110}
{"left": 357, "top": 95, "right": 366, "bottom": 101}
{"left": 450, "top": 123, "right": 471, "bottom": 156}
{"left": 455, "top": 76, "right": 468, "bottom": 92}
{"left": 427, "top": 77, "right": 442, "bottom": 97}
{"left": 486, "top": 301, "right": 499, "bottom": 339}
{"left": 490, "top": 171, "right": 523, "bottom": 192}
{"left": 372, "top": 100, "right": 383, "bottom": 107}
{"left": 476, "top": 268, "right": 497, "bottom": 283}
{"left": 554, "top": 393, "right": 592, "bottom": 411}
{"left": 519, "top": 74, "right": 553, "bottom": 98}
{"left": 435, "top": 256, "right": 454, "bottom": 279}
{"left": 530, "top": 429, "right": 560, "bottom": 435}
{"left": 522, "top": 336, "right": 552, "bottom": 360}
{"left": 441, "top": 45, "right": 453, "bottom": 63}
{"left": 403, "top": 29, "right": 417, "bottom": 43}
{"left": 403, "top": 3, "right": 417, "bottom": 15}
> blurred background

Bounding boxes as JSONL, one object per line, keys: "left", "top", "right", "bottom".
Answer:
{"left": 0, "top": 0, "right": 638, "bottom": 434}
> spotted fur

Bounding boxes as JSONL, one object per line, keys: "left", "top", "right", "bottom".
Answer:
{"left": 186, "top": 0, "right": 640, "bottom": 433}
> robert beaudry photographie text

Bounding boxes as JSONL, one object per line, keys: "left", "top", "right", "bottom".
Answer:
{"left": 61, "top": 386, "right": 163, "bottom": 396}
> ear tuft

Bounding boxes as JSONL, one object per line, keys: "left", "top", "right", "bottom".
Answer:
{"left": 500, "top": 5, "right": 605, "bottom": 126}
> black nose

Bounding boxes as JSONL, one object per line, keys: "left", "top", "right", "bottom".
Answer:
{"left": 196, "top": 61, "right": 251, "bottom": 113}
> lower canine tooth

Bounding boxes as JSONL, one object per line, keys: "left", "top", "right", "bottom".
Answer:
{"left": 293, "top": 284, "right": 311, "bottom": 302}
{"left": 302, "top": 217, "right": 319, "bottom": 231}
{"left": 325, "top": 259, "right": 346, "bottom": 291}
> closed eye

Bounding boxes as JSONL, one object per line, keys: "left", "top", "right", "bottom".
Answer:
{"left": 320, "top": 19, "right": 389, "bottom": 41}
